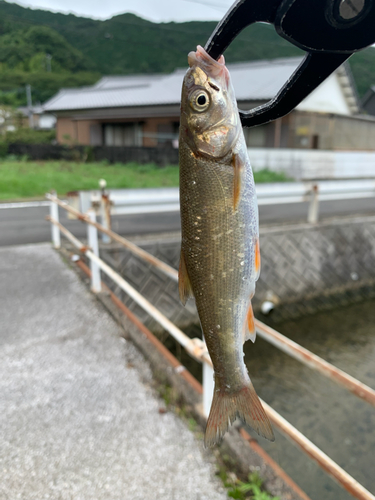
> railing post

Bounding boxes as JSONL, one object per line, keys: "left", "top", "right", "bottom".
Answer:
{"left": 100, "top": 194, "right": 112, "bottom": 244}
{"left": 203, "top": 360, "right": 214, "bottom": 418}
{"left": 50, "top": 190, "right": 60, "bottom": 249}
{"left": 307, "top": 184, "right": 319, "bottom": 223}
{"left": 87, "top": 209, "right": 101, "bottom": 293}
{"left": 98, "top": 179, "right": 111, "bottom": 244}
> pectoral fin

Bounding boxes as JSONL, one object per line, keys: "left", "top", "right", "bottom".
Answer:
{"left": 178, "top": 249, "right": 193, "bottom": 306}
{"left": 232, "top": 153, "right": 243, "bottom": 211}
{"left": 255, "top": 238, "right": 261, "bottom": 281}
{"left": 243, "top": 301, "right": 256, "bottom": 343}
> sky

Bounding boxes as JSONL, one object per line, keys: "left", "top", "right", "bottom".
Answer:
{"left": 6, "top": 0, "right": 233, "bottom": 22}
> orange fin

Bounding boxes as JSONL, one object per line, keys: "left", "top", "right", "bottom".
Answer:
{"left": 243, "top": 301, "right": 256, "bottom": 343}
{"left": 205, "top": 380, "right": 275, "bottom": 447}
{"left": 232, "top": 153, "right": 243, "bottom": 211}
{"left": 178, "top": 249, "right": 193, "bottom": 306}
{"left": 255, "top": 238, "right": 261, "bottom": 281}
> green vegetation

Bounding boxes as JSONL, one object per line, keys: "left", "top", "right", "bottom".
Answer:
{"left": 0, "top": 0, "right": 373, "bottom": 105}
{"left": 0, "top": 160, "right": 292, "bottom": 201}
{"left": 225, "top": 472, "right": 280, "bottom": 500}
{"left": 0, "top": 127, "right": 55, "bottom": 145}
{"left": 216, "top": 456, "right": 279, "bottom": 500}
{"left": 0, "top": 25, "right": 93, "bottom": 73}
{"left": 254, "top": 168, "right": 291, "bottom": 183}
{"left": 0, "top": 160, "right": 179, "bottom": 200}
{"left": 0, "top": 5, "right": 100, "bottom": 106}
{"left": 0, "top": 71, "right": 99, "bottom": 107}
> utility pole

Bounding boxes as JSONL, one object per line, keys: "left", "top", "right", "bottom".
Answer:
{"left": 46, "top": 54, "right": 52, "bottom": 72}
{"left": 26, "top": 84, "right": 34, "bottom": 129}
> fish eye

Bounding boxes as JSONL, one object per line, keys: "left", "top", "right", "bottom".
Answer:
{"left": 197, "top": 95, "right": 206, "bottom": 105}
{"left": 190, "top": 90, "right": 210, "bottom": 112}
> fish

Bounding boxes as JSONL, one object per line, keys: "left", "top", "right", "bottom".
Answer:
{"left": 178, "top": 45, "right": 274, "bottom": 447}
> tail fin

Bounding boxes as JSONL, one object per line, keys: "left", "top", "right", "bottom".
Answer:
{"left": 204, "top": 381, "right": 275, "bottom": 447}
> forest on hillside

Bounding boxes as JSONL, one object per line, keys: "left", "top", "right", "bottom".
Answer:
{"left": 0, "top": 0, "right": 374, "bottom": 107}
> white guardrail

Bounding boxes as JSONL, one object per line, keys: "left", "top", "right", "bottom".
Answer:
{"left": 47, "top": 192, "right": 375, "bottom": 500}
{"left": 68, "top": 179, "right": 375, "bottom": 225}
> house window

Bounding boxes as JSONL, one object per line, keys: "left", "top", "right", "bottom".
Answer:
{"left": 244, "top": 125, "right": 267, "bottom": 147}
{"left": 90, "top": 124, "right": 103, "bottom": 146}
{"left": 156, "top": 122, "right": 179, "bottom": 146}
{"left": 104, "top": 123, "right": 142, "bottom": 146}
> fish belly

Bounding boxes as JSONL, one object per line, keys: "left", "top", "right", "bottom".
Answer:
{"left": 179, "top": 138, "right": 256, "bottom": 362}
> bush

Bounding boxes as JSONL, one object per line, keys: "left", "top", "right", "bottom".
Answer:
{"left": 2, "top": 128, "right": 56, "bottom": 144}
{"left": 0, "top": 141, "right": 8, "bottom": 157}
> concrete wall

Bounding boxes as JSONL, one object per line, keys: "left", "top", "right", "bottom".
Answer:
{"left": 56, "top": 117, "right": 76, "bottom": 144}
{"left": 99, "top": 215, "right": 375, "bottom": 328}
{"left": 296, "top": 73, "right": 351, "bottom": 115}
{"left": 248, "top": 147, "right": 375, "bottom": 179}
{"left": 288, "top": 111, "right": 375, "bottom": 150}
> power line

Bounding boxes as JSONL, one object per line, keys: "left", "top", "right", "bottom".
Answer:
{"left": 181, "top": 0, "right": 229, "bottom": 12}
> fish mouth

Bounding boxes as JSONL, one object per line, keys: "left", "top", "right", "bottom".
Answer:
{"left": 188, "top": 45, "right": 229, "bottom": 89}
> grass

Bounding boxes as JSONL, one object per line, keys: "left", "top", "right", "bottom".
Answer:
{"left": 217, "top": 465, "right": 280, "bottom": 500}
{"left": 0, "top": 159, "right": 179, "bottom": 201}
{"left": 0, "top": 158, "right": 291, "bottom": 201}
{"left": 253, "top": 168, "right": 291, "bottom": 183}
{"left": 227, "top": 473, "right": 280, "bottom": 500}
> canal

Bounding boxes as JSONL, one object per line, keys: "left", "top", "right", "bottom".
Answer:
{"left": 184, "top": 299, "right": 375, "bottom": 500}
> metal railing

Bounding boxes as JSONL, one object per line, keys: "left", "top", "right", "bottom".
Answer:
{"left": 46, "top": 192, "right": 375, "bottom": 500}
{"left": 69, "top": 179, "right": 375, "bottom": 224}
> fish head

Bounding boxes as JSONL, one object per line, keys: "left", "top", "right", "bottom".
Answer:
{"left": 180, "top": 45, "right": 240, "bottom": 158}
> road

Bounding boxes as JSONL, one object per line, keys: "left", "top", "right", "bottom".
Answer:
{"left": 1, "top": 197, "right": 375, "bottom": 247}
{"left": 0, "top": 243, "right": 226, "bottom": 500}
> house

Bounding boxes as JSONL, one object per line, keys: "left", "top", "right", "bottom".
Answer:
{"left": 43, "top": 57, "right": 375, "bottom": 151}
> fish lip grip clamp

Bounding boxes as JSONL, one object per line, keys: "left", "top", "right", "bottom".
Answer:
{"left": 204, "top": 0, "right": 375, "bottom": 127}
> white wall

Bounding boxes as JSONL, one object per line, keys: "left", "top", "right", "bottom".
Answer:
{"left": 38, "top": 114, "right": 56, "bottom": 130}
{"left": 248, "top": 148, "right": 375, "bottom": 180}
{"left": 296, "top": 74, "right": 351, "bottom": 116}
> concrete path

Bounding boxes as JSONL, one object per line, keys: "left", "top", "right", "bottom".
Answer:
{"left": 0, "top": 244, "right": 227, "bottom": 500}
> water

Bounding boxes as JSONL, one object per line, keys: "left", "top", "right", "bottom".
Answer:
{"left": 184, "top": 300, "right": 375, "bottom": 500}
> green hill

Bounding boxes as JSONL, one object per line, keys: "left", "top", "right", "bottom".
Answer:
{"left": 0, "top": 0, "right": 374, "bottom": 105}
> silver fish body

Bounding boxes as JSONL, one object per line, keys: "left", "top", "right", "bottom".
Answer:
{"left": 178, "top": 46, "right": 274, "bottom": 446}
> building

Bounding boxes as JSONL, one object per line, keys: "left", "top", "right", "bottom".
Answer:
{"left": 361, "top": 86, "right": 375, "bottom": 116}
{"left": 43, "top": 57, "right": 375, "bottom": 151}
{"left": 18, "top": 105, "right": 56, "bottom": 130}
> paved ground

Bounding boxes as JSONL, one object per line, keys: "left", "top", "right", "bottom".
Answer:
{"left": 1, "top": 196, "right": 375, "bottom": 246}
{"left": 0, "top": 243, "right": 227, "bottom": 500}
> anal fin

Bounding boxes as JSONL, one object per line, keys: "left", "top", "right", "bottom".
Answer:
{"left": 243, "top": 301, "right": 256, "bottom": 343}
{"left": 179, "top": 249, "right": 193, "bottom": 306}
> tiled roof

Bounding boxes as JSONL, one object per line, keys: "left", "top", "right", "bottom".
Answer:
{"left": 43, "top": 57, "right": 304, "bottom": 112}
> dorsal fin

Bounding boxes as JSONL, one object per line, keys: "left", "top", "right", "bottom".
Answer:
{"left": 178, "top": 249, "right": 194, "bottom": 306}
{"left": 243, "top": 300, "right": 256, "bottom": 344}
